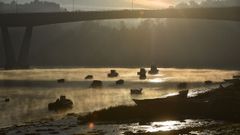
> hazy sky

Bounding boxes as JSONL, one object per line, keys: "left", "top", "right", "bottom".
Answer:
{"left": 1, "top": 0, "right": 239, "bottom": 10}
{"left": 0, "top": 0, "right": 204, "bottom": 10}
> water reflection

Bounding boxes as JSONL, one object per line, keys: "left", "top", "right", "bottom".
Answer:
{"left": 151, "top": 121, "right": 181, "bottom": 131}
{"left": 148, "top": 78, "right": 165, "bottom": 83}
{"left": 124, "top": 119, "right": 219, "bottom": 134}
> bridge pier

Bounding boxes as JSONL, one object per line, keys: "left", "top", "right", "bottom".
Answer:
{"left": 17, "top": 26, "right": 33, "bottom": 69}
{"left": 1, "top": 26, "right": 17, "bottom": 70}
{"left": 1, "top": 26, "right": 33, "bottom": 70}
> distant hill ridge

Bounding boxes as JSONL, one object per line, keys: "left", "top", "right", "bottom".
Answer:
{"left": 0, "top": 0, "right": 66, "bottom": 13}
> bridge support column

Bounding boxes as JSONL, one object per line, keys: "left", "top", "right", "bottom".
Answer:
{"left": 17, "top": 26, "right": 33, "bottom": 69}
{"left": 1, "top": 26, "right": 33, "bottom": 70}
{"left": 1, "top": 26, "right": 17, "bottom": 70}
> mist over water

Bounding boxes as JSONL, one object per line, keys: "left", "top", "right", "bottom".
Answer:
{"left": 0, "top": 68, "right": 238, "bottom": 128}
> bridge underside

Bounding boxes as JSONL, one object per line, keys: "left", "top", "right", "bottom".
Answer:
{"left": 1, "top": 7, "right": 240, "bottom": 27}
{"left": 0, "top": 7, "right": 240, "bottom": 69}
{"left": 1, "top": 26, "right": 33, "bottom": 70}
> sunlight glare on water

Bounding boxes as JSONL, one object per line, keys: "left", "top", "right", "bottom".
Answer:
{"left": 148, "top": 78, "right": 165, "bottom": 83}
{"left": 150, "top": 121, "right": 181, "bottom": 131}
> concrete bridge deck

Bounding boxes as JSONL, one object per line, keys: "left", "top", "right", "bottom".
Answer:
{"left": 1, "top": 7, "right": 240, "bottom": 27}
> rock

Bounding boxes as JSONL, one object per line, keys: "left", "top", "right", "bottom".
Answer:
{"left": 148, "top": 65, "right": 159, "bottom": 75}
{"left": 48, "top": 96, "right": 73, "bottom": 111}
{"left": 5, "top": 98, "right": 10, "bottom": 102}
{"left": 139, "top": 74, "right": 147, "bottom": 80}
{"left": 131, "top": 88, "right": 143, "bottom": 94}
{"left": 90, "top": 80, "right": 103, "bottom": 88}
{"left": 85, "top": 75, "right": 93, "bottom": 80}
{"left": 108, "top": 70, "right": 119, "bottom": 78}
{"left": 57, "top": 79, "right": 65, "bottom": 83}
{"left": 116, "top": 79, "right": 124, "bottom": 85}
{"left": 137, "top": 68, "right": 146, "bottom": 76}
{"left": 138, "top": 68, "right": 147, "bottom": 80}
{"left": 205, "top": 80, "right": 213, "bottom": 85}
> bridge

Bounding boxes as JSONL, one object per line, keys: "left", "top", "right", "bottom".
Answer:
{"left": 1, "top": 7, "right": 240, "bottom": 69}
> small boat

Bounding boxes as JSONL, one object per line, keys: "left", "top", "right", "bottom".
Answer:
{"left": 108, "top": 70, "right": 119, "bottom": 78}
{"left": 116, "top": 79, "right": 124, "bottom": 85}
{"left": 131, "top": 88, "right": 143, "bottom": 94}
{"left": 85, "top": 75, "right": 93, "bottom": 80}
{"left": 148, "top": 65, "right": 159, "bottom": 75}
{"left": 48, "top": 96, "right": 73, "bottom": 111}
{"left": 90, "top": 80, "right": 103, "bottom": 88}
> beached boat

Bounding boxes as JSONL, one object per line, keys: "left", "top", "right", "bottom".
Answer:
{"left": 133, "top": 90, "right": 188, "bottom": 106}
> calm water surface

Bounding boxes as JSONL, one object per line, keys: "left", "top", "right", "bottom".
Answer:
{"left": 0, "top": 68, "right": 238, "bottom": 128}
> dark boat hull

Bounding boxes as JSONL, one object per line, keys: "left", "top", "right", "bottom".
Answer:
{"left": 133, "top": 94, "right": 188, "bottom": 106}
